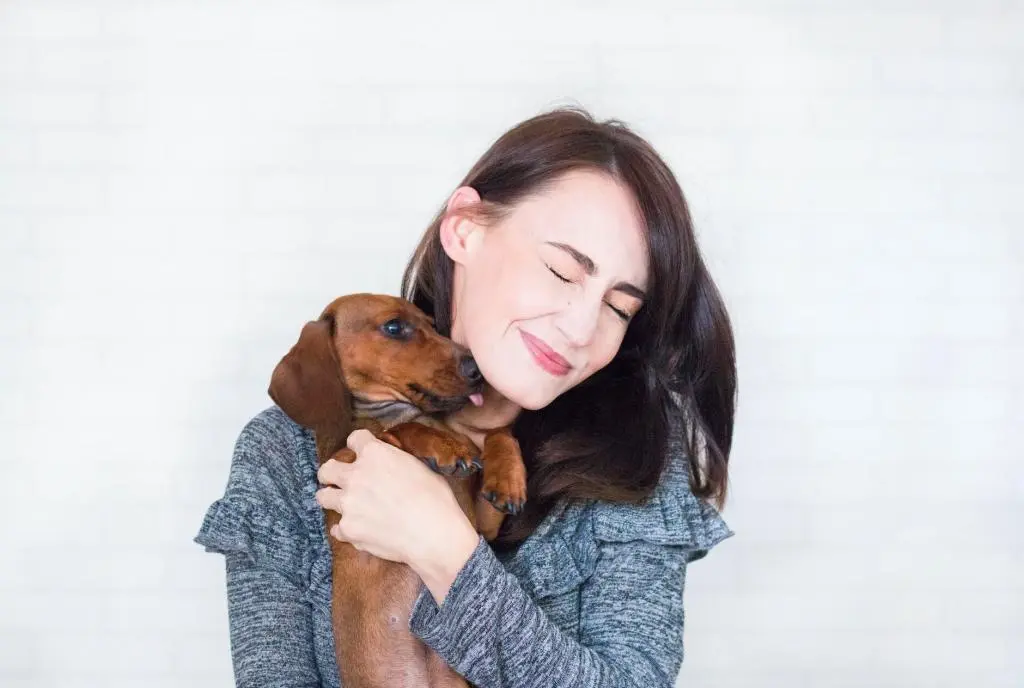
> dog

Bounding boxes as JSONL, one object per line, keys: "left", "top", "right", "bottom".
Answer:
{"left": 268, "top": 293, "right": 527, "bottom": 688}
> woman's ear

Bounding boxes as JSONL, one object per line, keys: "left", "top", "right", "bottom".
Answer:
{"left": 439, "top": 186, "right": 486, "bottom": 265}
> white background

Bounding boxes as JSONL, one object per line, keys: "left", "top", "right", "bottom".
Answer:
{"left": 1, "top": 1, "right": 1021, "bottom": 686}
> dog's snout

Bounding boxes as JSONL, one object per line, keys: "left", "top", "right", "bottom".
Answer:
{"left": 459, "top": 356, "right": 482, "bottom": 385}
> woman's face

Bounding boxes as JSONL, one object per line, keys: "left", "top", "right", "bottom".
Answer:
{"left": 442, "top": 169, "right": 649, "bottom": 412}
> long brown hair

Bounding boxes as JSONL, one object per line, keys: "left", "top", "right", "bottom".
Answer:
{"left": 400, "top": 105, "right": 736, "bottom": 551}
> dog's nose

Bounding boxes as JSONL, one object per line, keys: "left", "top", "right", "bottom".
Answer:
{"left": 459, "top": 356, "right": 482, "bottom": 385}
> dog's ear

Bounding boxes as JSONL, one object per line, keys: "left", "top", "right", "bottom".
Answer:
{"left": 268, "top": 316, "right": 351, "bottom": 434}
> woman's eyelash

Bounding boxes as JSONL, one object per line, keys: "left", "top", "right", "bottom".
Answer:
{"left": 548, "top": 263, "right": 631, "bottom": 321}
{"left": 547, "top": 266, "right": 572, "bottom": 283}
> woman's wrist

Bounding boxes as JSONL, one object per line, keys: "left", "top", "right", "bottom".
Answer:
{"left": 410, "top": 517, "right": 482, "bottom": 607}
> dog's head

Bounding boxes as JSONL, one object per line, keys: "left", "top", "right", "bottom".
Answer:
{"left": 268, "top": 293, "right": 484, "bottom": 432}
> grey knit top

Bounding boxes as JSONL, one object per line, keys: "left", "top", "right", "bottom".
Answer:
{"left": 194, "top": 405, "right": 732, "bottom": 687}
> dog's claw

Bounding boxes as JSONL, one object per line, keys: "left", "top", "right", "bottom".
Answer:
{"left": 481, "top": 490, "right": 524, "bottom": 515}
{"left": 424, "top": 454, "right": 483, "bottom": 477}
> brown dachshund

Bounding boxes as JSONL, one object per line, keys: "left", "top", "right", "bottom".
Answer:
{"left": 268, "top": 293, "right": 527, "bottom": 688}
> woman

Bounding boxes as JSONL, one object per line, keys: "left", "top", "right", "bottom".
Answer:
{"left": 195, "top": 105, "right": 735, "bottom": 687}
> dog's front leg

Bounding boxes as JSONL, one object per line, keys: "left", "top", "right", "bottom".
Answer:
{"left": 378, "top": 422, "right": 482, "bottom": 478}
{"left": 473, "top": 428, "right": 527, "bottom": 541}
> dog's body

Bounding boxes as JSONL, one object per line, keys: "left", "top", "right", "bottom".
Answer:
{"left": 268, "top": 294, "right": 527, "bottom": 688}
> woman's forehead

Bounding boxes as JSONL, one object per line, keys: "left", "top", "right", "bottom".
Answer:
{"left": 512, "top": 172, "right": 648, "bottom": 282}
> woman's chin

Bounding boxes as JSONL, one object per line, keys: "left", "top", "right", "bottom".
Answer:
{"left": 488, "top": 377, "right": 556, "bottom": 412}
{"left": 476, "top": 355, "right": 562, "bottom": 412}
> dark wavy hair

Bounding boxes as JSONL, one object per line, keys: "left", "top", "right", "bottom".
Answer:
{"left": 400, "top": 105, "right": 737, "bottom": 552}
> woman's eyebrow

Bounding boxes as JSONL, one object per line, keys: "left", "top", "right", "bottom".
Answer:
{"left": 545, "top": 241, "right": 646, "bottom": 300}
{"left": 546, "top": 241, "right": 596, "bottom": 274}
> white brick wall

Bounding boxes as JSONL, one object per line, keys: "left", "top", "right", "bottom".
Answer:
{"left": 1, "top": 1, "right": 1020, "bottom": 686}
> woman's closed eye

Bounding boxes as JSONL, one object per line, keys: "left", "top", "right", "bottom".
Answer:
{"left": 547, "top": 264, "right": 631, "bottom": 322}
{"left": 547, "top": 265, "right": 573, "bottom": 284}
{"left": 608, "top": 303, "right": 630, "bottom": 321}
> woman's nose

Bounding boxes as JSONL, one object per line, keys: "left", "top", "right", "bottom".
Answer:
{"left": 555, "top": 297, "right": 600, "bottom": 348}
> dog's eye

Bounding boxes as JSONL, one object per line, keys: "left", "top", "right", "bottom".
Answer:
{"left": 380, "top": 318, "right": 412, "bottom": 340}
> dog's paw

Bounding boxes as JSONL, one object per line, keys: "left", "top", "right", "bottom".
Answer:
{"left": 384, "top": 422, "right": 483, "bottom": 478}
{"left": 481, "top": 490, "right": 525, "bottom": 515}
{"left": 479, "top": 470, "right": 527, "bottom": 515}
{"left": 456, "top": 455, "right": 484, "bottom": 477}
{"left": 424, "top": 452, "right": 482, "bottom": 477}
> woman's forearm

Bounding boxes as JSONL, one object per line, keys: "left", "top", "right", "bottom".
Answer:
{"left": 410, "top": 516, "right": 482, "bottom": 606}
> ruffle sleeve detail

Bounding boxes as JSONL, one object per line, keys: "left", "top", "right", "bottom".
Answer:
{"left": 589, "top": 453, "right": 733, "bottom": 561}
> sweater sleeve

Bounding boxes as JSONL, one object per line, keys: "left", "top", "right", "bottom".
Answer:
{"left": 194, "top": 412, "right": 324, "bottom": 688}
{"left": 407, "top": 532, "right": 692, "bottom": 688}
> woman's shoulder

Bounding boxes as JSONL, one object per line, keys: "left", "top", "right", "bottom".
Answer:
{"left": 222, "top": 405, "right": 317, "bottom": 506}
{"left": 194, "top": 405, "right": 320, "bottom": 564}
{"left": 586, "top": 443, "right": 734, "bottom": 562}
{"left": 504, "top": 450, "right": 733, "bottom": 601}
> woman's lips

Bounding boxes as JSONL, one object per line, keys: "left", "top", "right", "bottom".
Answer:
{"left": 519, "top": 329, "right": 572, "bottom": 376}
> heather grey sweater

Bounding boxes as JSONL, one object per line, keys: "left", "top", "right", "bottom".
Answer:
{"left": 194, "top": 406, "right": 732, "bottom": 687}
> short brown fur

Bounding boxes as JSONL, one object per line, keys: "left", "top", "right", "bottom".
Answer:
{"left": 268, "top": 293, "right": 527, "bottom": 688}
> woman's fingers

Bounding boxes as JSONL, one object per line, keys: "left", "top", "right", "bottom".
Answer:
{"left": 315, "top": 434, "right": 377, "bottom": 514}
{"left": 317, "top": 458, "right": 350, "bottom": 486}
{"left": 317, "top": 430, "right": 378, "bottom": 487}
{"left": 346, "top": 428, "right": 376, "bottom": 454}
{"left": 315, "top": 485, "right": 344, "bottom": 512}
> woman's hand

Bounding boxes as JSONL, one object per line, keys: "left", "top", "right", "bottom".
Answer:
{"left": 315, "top": 429, "right": 480, "bottom": 598}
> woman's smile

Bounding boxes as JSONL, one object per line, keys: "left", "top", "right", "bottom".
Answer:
{"left": 519, "top": 328, "right": 572, "bottom": 377}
